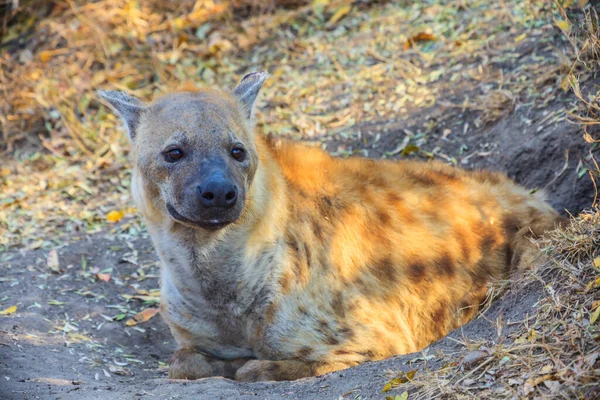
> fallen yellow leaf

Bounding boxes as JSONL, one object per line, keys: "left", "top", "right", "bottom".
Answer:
{"left": 39, "top": 48, "right": 69, "bottom": 62}
{"left": 591, "top": 306, "right": 600, "bottom": 324}
{"left": 555, "top": 19, "right": 570, "bottom": 31}
{"left": 587, "top": 277, "right": 600, "bottom": 291}
{"left": 404, "top": 32, "right": 437, "bottom": 49}
{"left": 39, "top": 50, "right": 55, "bottom": 63}
{"left": 560, "top": 74, "right": 571, "bottom": 92}
{"left": 514, "top": 33, "right": 527, "bottom": 43}
{"left": 106, "top": 210, "right": 124, "bottom": 223}
{"left": 0, "top": 305, "right": 17, "bottom": 315}
{"left": 125, "top": 308, "right": 160, "bottom": 326}
{"left": 593, "top": 257, "right": 600, "bottom": 269}
{"left": 327, "top": 5, "right": 352, "bottom": 26}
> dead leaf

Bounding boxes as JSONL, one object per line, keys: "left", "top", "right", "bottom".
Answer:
{"left": 554, "top": 19, "right": 570, "bottom": 31}
{"left": 463, "top": 350, "right": 489, "bottom": 367}
{"left": 591, "top": 305, "right": 600, "bottom": 324}
{"left": 382, "top": 370, "right": 416, "bottom": 392}
{"left": 404, "top": 32, "right": 437, "bottom": 50}
{"left": 514, "top": 33, "right": 527, "bottom": 43}
{"left": 106, "top": 210, "right": 124, "bottom": 223}
{"left": 39, "top": 48, "right": 69, "bottom": 62}
{"left": 386, "top": 392, "right": 409, "bottom": 400}
{"left": 96, "top": 273, "right": 111, "bottom": 282}
{"left": 0, "top": 305, "right": 17, "bottom": 315}
{"left": 327, "top": 5, "right": 352, "bottom": 26}
{"left": 125, "top": 308, "right": 160, "bottom": 326}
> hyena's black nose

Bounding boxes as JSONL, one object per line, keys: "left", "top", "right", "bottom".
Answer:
{"left": 197, "top": 179, "right": 238, "bottom": 209}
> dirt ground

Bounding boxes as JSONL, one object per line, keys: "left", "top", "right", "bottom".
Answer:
{"left": 1, "top": 1, "right": 599, "bottom": 399}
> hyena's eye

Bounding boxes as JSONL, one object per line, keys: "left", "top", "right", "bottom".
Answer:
{"left": 164, "top": 148, "right": 184, "bottom": 163}
{"left": 231, "top": 147, "right": 245, "bottom": 162}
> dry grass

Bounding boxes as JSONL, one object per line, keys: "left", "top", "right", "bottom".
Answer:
{"left": 1, "top": 0, "right": 576, "bottom": 251}
{"left": 563, "top": 5, "right": 600, "bottom": 206}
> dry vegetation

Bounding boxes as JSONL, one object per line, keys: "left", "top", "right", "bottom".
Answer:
{"left": 0, "top": 0, "right": 580, "bottom": 251}
{"left": 0, "top": 0, "right": 599, "bottom": 398}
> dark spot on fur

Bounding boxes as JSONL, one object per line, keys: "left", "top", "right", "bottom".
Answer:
{"left": 286, "top": 234, "right": 300, "bottom": 254}
{"left": 317, "top": 196, "right": 335, "bottom": 218}
{"left": 354, "top": 276, "right": 369, "bottom": 293}
{"left": 298, "top": 305, "right": 309, "bottom": 316}
{"left": 303, "top": 243, "right": 312, "bottom": 266}
{"left": 480, "top": 233, "right": 499, "bottom": 253}
{"left": 375, "top": 209, "right": 391, "bottom": 226}
{"left": 457, "top": 235, "right": 471, "bottom": 262}
{"left": 279, "top": 272, "right": 291, "bottom": 293}
{"left": 266, "top": 363, "right": 279, "bottom": 373}
{"left": 432, "top": 302, "right": 448, "bottom": 336}
{"left": 331, "top": 292, "right": 346, "bottom": 318}
{"left": 372, "top": 257, "right": 397, "bottom": 284}
{"left": 408, "top": 171, "right": 436, "bottom": 186}
{"left": 297, "top": 347, "right": 313, "bottom": 359}
{"left": 318, "top": 319, "right": 329, "bottom": 330}
{"left": 408, "top": 262, "right": 426, "bottom": 282}
{"left": 325, "top": 336, "right": 340, "bottom": 345}
{"left": 311, "top": 217, "right": 324, "bottom": 241}
{"left": 333, "top": 349, "right": 352, "bottom": 356}
{"left": 386, "top": 192, "right": 402, "bottom": 204}
{"left": 359, "top": 350, "right": 375, "bottom": 358}
{"left": 339, "top": 326, "right": 354, "bottom": 339}
{"left": 503, "top": 216, "right": 521, "bottom": 237}
{"left": 369, "top": 175, "right": 386, "bottom": 188}
{"left": 437, "top": 253, "right": 455, "bottom": 277}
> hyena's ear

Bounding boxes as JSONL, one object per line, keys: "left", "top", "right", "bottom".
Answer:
{"left": 233, "top": 71, "right": 268, "bottom": 119}
{"left": 97, "top": 90, "right": 146, "bottom": 141}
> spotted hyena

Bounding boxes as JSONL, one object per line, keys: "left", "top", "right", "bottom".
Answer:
{"left": 98, "top": 72, "right": 564, "bottom": 381}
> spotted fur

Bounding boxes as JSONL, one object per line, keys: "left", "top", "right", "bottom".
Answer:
{"left": 99, "top": 72, "right": 565, "bottom": 382}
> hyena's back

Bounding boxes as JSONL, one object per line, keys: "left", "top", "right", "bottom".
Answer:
{"left": 261, "top": 138, "right": 562, "bottom": 361}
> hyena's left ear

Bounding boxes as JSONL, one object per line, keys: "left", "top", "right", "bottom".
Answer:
{"left": 233, "top": 71, "right": 268, "bottom": 119}
{"left": 97, "top": 90, "right": 146, "bottom": 141}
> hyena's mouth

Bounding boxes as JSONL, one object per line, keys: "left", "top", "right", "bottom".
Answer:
{"left": 166, "top": 204, "right": 232, "bottom": 231}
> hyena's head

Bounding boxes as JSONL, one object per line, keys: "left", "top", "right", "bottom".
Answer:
{"left": 98, "top": 72, "right": 267, "bottom": 231}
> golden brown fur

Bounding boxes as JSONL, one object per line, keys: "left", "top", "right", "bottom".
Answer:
{"left": 99, "top": 72, "right": 564, "bottom": 382}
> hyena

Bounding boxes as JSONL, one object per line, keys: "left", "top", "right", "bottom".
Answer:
{"left": 98, "top": 72, "right": 564, "bottom": 381}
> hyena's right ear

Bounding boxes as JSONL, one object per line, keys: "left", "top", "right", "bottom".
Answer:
{"left": 233, "top": 71, "right": 268, "bottom": 120}
{"left": 97, "top": 90, "right": 146, "bottom": 141}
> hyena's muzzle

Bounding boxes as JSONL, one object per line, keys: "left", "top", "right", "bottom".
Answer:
{"left": 167, "top": 157, "right": 245, "bottom": 231}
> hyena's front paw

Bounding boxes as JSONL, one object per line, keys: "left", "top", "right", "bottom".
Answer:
{"left": 169, "top": 348, "right": 213, "bottom": 380}
{"left": 235, "top": 359, "right": 315, "bottom": 381}
{"left": 235, "top": 360, "right": 273, "bottom": 382}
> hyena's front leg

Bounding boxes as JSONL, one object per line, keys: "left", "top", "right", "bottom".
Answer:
{"left": 169, "top": 348, "right": 251, "bottom": 380}
{"left": 235, "top": 359, "right": 358, "bottom": 382}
